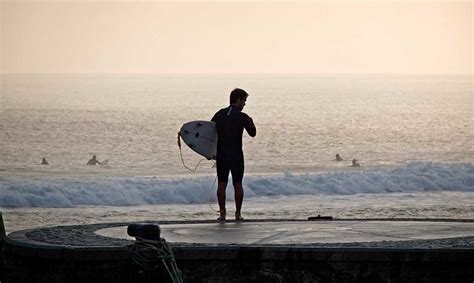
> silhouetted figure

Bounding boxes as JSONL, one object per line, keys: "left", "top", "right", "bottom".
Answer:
{"left": 352, "top": 159, "right": 360, "bottom": 167}
{"left": 335, "top": 153, "right": 343, "bottom": 161}
{"left": 211, "top": 88, "right": 256, "bottom": 222}
{"left": 41, "top": 158, "right": 49, "bottom": 165}
{"left": 87, "top": 155, "right": 101, "bottom": 165}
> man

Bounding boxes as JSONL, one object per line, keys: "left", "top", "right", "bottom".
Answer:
{"left": 211, "top": 88, "right": 256, "bottom": 221}
{"left": 87, "top": 155, "right": 101, "bottom": 165}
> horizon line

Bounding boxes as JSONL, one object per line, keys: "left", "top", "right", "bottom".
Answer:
{"left": 1, "top": 72, "right": 472, "bottom": 76}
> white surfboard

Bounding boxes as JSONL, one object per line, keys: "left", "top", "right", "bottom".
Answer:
{"left": 179, "top": 121, "right": 217, "bottom": 160}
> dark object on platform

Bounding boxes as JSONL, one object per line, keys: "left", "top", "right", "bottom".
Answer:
{"left": 127, "top": 223, "right": 161, "bottom": 240}
{"left": 308, "top": 215, "right": 333, "bottom": 220}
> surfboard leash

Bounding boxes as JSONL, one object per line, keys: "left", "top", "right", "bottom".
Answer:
{"left": 177, "top": 133, "right": 208, "bottom": 172}
{"left": 177, "top": 133, "right": 220, "bottom": 212}
{"left": 207, "top": 176, "right": 220, "bottom": 212}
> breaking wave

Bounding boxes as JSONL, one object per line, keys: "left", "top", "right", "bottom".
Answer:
{"left": 0, "top": 162, "right": 472, "bottom": 207}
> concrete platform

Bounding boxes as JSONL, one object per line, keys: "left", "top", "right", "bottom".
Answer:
{"left": 3, "top": 219, "right": 474, "bottom": 283}
{"left": 96, "top": 220, "right": 474, "bottom": 246}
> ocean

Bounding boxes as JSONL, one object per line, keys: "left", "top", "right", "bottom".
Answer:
{"left": 1, "top": 74, "right": 473, "bottom": 233}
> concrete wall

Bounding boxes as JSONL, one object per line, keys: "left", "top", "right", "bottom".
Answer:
{"left": 3, "top": 240, "right": 474, "bottom": 283}
{"left": 0, "top": 213, "right": 6, "bottom": 282}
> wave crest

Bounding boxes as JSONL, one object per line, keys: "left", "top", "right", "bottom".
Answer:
{"left": 1, "top": 162, "right": 472, "bottom": 207}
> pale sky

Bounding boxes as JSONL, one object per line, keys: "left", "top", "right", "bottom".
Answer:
{"left": 0, "top": 0, "right": 472, "bottom": 74}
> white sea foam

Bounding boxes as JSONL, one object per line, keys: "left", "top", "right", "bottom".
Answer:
{"left": 0, "top": 162, "right": 472, "bottom": 208}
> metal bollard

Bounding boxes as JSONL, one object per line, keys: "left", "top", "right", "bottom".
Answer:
{"left": 127, "top": 223, "right": 161, "bottom": 240}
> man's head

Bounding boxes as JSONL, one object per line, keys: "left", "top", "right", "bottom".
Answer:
{"left": 230, "top": 88, "right": 249, "bottom": 110}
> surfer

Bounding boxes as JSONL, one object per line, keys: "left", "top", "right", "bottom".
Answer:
{"left": 41, "top": 157, "right": 49, "bottom": 165}
{"left": 352, "top": 158, "right": 361, "bottom": 167}
{"left": 211, "top": 88, "right": 256, "bottom": 221}
{"left": 335, "top": 153, "right": 343, "bottom": 161}
{"left": 87, "top": 155, "right": 101, "bottom": 165}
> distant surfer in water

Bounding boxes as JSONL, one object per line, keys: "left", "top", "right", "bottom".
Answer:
{"left": 87, "top": 155, "right": 101, "bottom": 165}
{"left": 211, "top": 88, "right": 256, "bottom": 221}
{"left": 335, "top": 153, "right": 343, "bottom": 161}
{"left": 352, "top": 159, "right": 361, "bottom": 167}
{"left": 41, "top": 157, "right": 49, "bottom": 165}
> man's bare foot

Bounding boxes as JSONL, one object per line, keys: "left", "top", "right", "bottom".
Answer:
{"left": 235, "top": 213, "right": 244, "bottom": 221}
{"left": 217, "top": 209, "right": 226, "bottom": 221}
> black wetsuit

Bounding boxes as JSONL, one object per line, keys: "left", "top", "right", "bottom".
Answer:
{"left": 211, "top": 106, "right": 256, "bottom": 182}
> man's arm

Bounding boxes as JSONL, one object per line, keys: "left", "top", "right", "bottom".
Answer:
{"left": 242, "top": 113, "right": 256, "bottom": 137}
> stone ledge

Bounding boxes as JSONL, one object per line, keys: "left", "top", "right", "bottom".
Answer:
{"left": 3, "top": 219, "right": 474, "bottom": 282}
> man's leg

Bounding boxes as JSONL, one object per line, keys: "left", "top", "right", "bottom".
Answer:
{"left": 233, "top": 182, "right": 244, "bottom": 217}
{"left": 231, "top": 158, "right": 245, "bottom": 220}
{"left": 217, "top": 181, "right": 227, "bottom": 212}
{"left": 216, "top": 158, "right": 229, "bottom": 220}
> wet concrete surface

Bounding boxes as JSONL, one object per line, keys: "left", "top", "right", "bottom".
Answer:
{"left": 96, "top": 220, "right": 474, "bottom": 246}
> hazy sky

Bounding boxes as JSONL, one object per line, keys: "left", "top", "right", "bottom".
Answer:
{"left": 1, "top": 0, "right": 472, "bottom": 74}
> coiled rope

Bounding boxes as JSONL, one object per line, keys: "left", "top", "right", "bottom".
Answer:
{"left": 129, "top": 237, "right": 183, "bottom": 283}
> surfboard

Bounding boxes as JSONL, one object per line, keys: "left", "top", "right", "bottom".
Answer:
{"left": 179, "top": 121, "right": 217, "bottom": 160}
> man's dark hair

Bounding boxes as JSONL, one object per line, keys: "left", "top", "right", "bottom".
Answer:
{"left": 230, "top": 88, "right": 249, "bottom": 104}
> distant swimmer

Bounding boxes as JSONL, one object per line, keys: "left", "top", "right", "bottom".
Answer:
{"left": 335, "top": 153, "right": 343, "bottom": 161}
{"left": 41, "top": 158, "right": 49, "bottom": 165}
{"left": 87, "top": 155, "right": 101, "bottom": 165}
{"left": 352, "top": 159, "right": 361, "bottom": 167}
